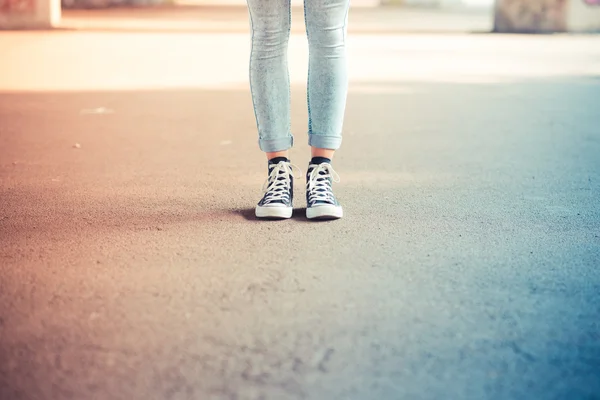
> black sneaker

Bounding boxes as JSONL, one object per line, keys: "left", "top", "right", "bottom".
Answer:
{"left": 306, "top": 162, "right": 343, "bottom": 220}
{"left": 255, "top": 159, "right": 298, "bottom": 219}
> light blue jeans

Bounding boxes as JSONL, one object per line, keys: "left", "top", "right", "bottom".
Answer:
{"left": 247, "top": 0, "right": 350, "bottom": 153}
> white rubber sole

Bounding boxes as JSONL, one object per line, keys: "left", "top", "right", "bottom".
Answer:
{"left": 306, "top": 205, "right": 343, "bottom": 220}
{"left": 255, "top": 205, "right": 293, "bottom": 219}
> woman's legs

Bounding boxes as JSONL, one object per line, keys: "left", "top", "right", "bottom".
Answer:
{"left": 248, "top": 0, "right": 349, "bottom": 220}
{"left": 304, "top": 0, "right": 350, "bottom": 157}
{"left": 247, "top": 0, "right": 292, "bottom": 159}
{"left": 247, "top": 0, "right": 349, "bottom": 159}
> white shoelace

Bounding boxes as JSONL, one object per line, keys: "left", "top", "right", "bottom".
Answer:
{"left": 307, "top": 163, "right": 341, "bottom": 204}
{"left": 261, "top": 162, "right": 301, "bottom": 204}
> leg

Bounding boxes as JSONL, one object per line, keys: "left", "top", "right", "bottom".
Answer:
{"left": 311, "top": 147, "right": 335, "bottom": 160}
{"left": 248, "top": 0, "right": 296, "bottom": 219}
{"left": 304, "top": 0, "right": 348, "bottom": 220}
{"left": 246, "top": 0, "right": 293, "bottom": 159}
{"left": 304, "top": 0, "right": 350, "bottom": 155}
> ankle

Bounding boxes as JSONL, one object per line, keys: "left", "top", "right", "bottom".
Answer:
{"left": 267, "top": 151, "right": 289, "bottom": 162}
{"left": 310, "top": 156, "right": 331, "bottom": 165}
{"left": 269, "top": 156, "right": 289, "bottom": 164}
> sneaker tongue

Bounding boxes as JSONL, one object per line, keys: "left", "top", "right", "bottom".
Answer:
{"left": 307, "top": 169, "right": 330, "bottom": 183}
{"left": 271, "top": 167, "right": 289, "bottom": 182}
{"left": 268, "top": 157, "right": 290, "bottom": 176}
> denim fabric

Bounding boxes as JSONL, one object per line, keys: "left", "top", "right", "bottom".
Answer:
{"left": 247, "top": 0, "right": 350, "bottom": 152}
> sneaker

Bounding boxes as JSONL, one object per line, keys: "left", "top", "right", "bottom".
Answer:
{"left": 306, "top": 161, "right": 343, "bottom": 220}
{"left": 255, "top": 158, "right": 298, "bottom": 219}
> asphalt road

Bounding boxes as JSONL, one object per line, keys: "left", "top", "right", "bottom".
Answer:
{"left": 1, "top": 12, "right": 600, "bottom": 400}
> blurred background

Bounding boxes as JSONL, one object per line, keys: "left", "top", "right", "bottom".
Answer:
{"left": 3, "top": 0, "right": 600, "bottom": 33}
{"left": 1, "top": 1, "right": 599, "bottom": 400}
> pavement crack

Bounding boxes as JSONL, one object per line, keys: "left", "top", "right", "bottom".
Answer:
{"left": 314, "top": 347, "right": 335, "bottom": 373}
{"left": 507, "top": 342, "right": 536, "bottom": 362}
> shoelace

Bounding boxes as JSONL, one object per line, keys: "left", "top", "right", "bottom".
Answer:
{"left": 261, "top": 161, "right": 301, "bottom": 204}
{"left": 307, "top": 163, "right": 341, "bottom": 204}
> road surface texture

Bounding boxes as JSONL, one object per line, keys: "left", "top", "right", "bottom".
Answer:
{"left": 1, "top": 7, "right": 600, "bottom": 400}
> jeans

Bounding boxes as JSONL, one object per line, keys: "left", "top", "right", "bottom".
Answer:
{"left": 246, "top": 0, "right": 350, "bottom": 153}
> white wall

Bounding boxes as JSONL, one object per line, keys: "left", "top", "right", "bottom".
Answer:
{"left": 0, "top": 0, "right": 61, "bottom": 28}
{"left": 567, "top": 0, "right": 600, "bottom": 31}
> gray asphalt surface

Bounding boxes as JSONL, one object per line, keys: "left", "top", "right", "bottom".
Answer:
{"left": 1, "top": 10, "right": 600, "bottom": 400}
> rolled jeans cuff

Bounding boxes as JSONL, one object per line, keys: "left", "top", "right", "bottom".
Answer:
{"left": 308, "top": 134, "right": 342, "bottom": 150}
{"left": 259, "top": 135, "right": 294, "bottom": 153}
